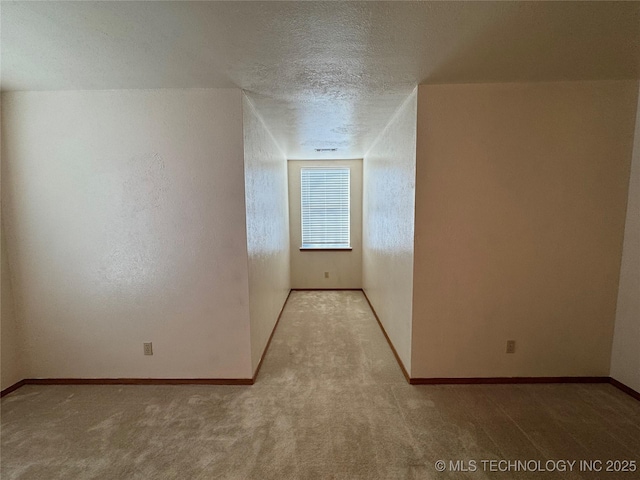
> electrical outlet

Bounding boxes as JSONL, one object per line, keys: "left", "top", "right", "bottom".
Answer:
{"left": 324, "top": 272, "right": 329, "bottom": 278}
{"left": 506, "top": 340, "right": 516, "bottom": 354}
{"left": 143, "top": 342, "right": 153, "bottom": 356}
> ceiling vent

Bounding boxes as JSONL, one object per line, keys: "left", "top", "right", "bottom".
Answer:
{"left": 315, "top": 148, "right": 337, "bottom": 152}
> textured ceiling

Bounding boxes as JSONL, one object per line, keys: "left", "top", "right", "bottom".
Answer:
{"left": 2, "top": 1, "right": 639, "bottom": 159}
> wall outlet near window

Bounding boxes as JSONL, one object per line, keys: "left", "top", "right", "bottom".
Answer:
{"left": 324, "top": 272, "right": 329, "bottom": 278}
{"left": 143, "top": 342, "right": 153, "bottom": 355}
{"left": 506, "top": 340, "right": 516, "bottom": 354}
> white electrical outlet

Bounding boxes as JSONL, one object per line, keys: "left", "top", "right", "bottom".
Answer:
{"left": 143, "top": 342, "right": 153, "bottom": 355}
{"left": 506, "top": 340, "right": 516, "bottom": 354}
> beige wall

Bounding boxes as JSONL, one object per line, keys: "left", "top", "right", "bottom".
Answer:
{"left": 363, "top": 90, "right": 417, "bottom": 373}
{"left": 288, "top": 159, "right": 362, "bottom": 289}
{"left": 2, "top": 89, "right": 254, "bottom": 379}
{"left": 412, "top": 81, "right": 638, "bottom": 378}
{"left": 1, "top": 219, "right": 24, "bottom": 390}
{"left": 243, "top": 95, "right": 291, "bottom": 374}
{"left": 1, "top": 92, "right": 26, "bottom": 389}
{"left": 611, "top": 86, "right": 640, "bottom": 393}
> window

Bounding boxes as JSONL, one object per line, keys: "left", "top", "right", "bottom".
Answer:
{"left": 300, "top": 167, "right": 350, "bottom": 249}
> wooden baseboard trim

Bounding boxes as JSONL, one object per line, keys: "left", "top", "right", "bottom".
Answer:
{"left": 252, "top": 289, "right": 292, "bottom": 382}
{"left": 291, "top": 288, "right": 362, "bottom": 291}
{"left": 1, "top": 379, "right": 26, "bottom": 397}
{"left": 22, "top": 378, "right": 254, "bottom": 386}
{"left": 409, "top": 376, "right": 610, "bottom": 385}
{"left": 609, "top": 377, "right": 640, "bottom": 401}
{"left": 361, "top": 289, "right": 411, "bottom": 384}
{"left": 4, "top": 376, "right": 637, "bottom": 402}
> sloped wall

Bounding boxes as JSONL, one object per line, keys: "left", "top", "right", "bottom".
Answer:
{"left": 363, "top": 90, "right": 417, "bottom": 373}
{"left": 243, "top": 95, "right": 291, "bottom": 374}
{"left": 611, "top": 85, "right": 640, "bottom": 392}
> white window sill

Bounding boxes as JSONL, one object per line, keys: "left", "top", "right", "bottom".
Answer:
{"left": 300, "top": 246, "right": 352, "bottom": 251}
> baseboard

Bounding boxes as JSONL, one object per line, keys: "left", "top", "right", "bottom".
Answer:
{"left": 0, "top": 379, "right": 26, "bottom": 398}
{"left": 361, "top": 289, "right": 411, "bottom": 383}
{"left": 22, "top": 378, "right": 254, "bottom": 386}
{"left": 1, "top": 290, "right": 294, "bottom": 393}
{"left": 609, "top": 377, "right": 640, "bottom": 401}
{"left": 291, "top": 288, "right": 362, "bottom": 291}
{"left": 252, "top": 289, "right": 292, "bottom": 382}
{"left": 1, "top": 377, "right": 252, "bottom": 396}
{"left": 3, "top": 288, "right": 638, "bottom": 404}
{"left": 409, "top": 376, "right": 610, "bottom": 385}
{"left": 3, "top": 375, "right": 639, "bottom": 402}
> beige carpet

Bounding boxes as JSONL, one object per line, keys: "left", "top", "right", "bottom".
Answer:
{"left": 2, "top": 290, "right": 639, "bottom": 479}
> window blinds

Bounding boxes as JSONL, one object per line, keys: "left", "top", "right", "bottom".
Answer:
{"left": 301, "top": 167, "right": 350, "bottom": 248}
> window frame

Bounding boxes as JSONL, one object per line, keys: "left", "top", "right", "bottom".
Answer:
{"left": 299, "top": 166, "right": 352, "bottom": 251}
